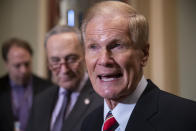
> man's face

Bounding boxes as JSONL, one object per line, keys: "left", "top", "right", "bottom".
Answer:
{"left": 84, "top": 16, "right": 148, "bottom": 101}
{"left": 47, "top": 32, "right": 85, "bottom": 90}
{"left": 6, "top": 46, "right": 32, "bottom": 85}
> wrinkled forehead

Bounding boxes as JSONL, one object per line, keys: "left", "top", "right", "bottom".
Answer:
{"left": 47, "top": 33, "right": 83, "bottom": 58}
{"left": 85, "top": 15, "right": 129, "bottom": 35}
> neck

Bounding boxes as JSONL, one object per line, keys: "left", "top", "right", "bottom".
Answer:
{"left": 105, "top": 73, "right": 144, "bottom": 110}
{"left": 105, "top": 99, "right": 118, "bottom": 110}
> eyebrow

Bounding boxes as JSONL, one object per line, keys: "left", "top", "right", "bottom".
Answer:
{"left": 50, "top": 54, "right": 79, "bottom": 60}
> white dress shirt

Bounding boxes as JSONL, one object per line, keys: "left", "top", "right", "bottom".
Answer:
{"left": 103, "top": 76, "right": 148, "bottom": 131}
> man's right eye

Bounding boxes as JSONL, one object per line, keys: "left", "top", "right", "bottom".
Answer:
{"left": 50, "top": 58, "right": 60, "bottom": 64}
{"left": 88, "top": 44, "right": 99, "bottom": 50}
{"left": 14, "top": 64, "right": 20, "bottom": 69}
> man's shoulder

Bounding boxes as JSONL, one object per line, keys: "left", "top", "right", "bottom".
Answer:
{"left": 32, "top": 74, "right": 55, "bottom": 95}
{"left": 146, "top": 80, "right": 196, "bottom": 117}
{"left": 32, "top": 74, "right": 53, "bottom": 86}
{"left": 147, "top": 79, "right": 196, "bottom": 106}
{"left": 81, "top": 105, "right": 103, "bottom": 131}
{"left": 144, "top": 80, "right": 196, "bottom": 130}
{"left": 35, "top": 86, "right": 58, "bottom": 99}
{"left": 0, "top": 74, "right": 9, "bottom": 83}
{"left": 32, "top": 86, "right": 58, "bottom": 108}
{"left": 0, "top": 74, "right": 10, "bottom": 92}
{"left": 159, "top": 88, "right": 196, "bottom": 112}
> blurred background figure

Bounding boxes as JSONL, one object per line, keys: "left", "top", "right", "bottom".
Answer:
{"left": 0, "top": 38, "right": 54, "bottom": 131}
{"left": 27, "top": 25, "right": 103, "bottom": 131}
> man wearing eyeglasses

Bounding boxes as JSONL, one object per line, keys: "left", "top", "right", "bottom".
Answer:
{"left": 27, "top": 25, "right": 103, "bottom": 131}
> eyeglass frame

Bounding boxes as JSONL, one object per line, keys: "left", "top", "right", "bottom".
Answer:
{"left": 48, "top": 54, "right": 81, "bottom": 70}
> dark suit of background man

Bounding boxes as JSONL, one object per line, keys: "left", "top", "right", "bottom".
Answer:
{"left": 27, "top": 25, "right": 103, "bottom": 131}
{"left": 81, "top": 1, "right": 196, "bottom": 131}
{"left": 0, "top": 38, "right": 53, "bottom": 131}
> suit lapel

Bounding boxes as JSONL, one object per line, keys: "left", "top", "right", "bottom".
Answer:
{"left": 38, "top": 87, "right": 58, "bottom": 131}
{"left": 62, "top": 80, "right": 93, "bottom": 130}
{"left": 32, "top": 75, "right": 37, "bottom": 96}
{"left": 1, "top": 79, "right": 15, "bottom": 129}
{"left": 91, "top": 106, "right": 104, "bottom": 131}
{"left": 32, "top": 75, "right": 41, "bottom": 96}
{"left": 82, "top": 105, "right": 104, "bottom": 131}
{"left": 125, "top": 80, "right": 159, "bottom": 131}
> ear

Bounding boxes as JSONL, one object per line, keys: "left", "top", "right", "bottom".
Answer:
{"left": 47, "top": 59, "right": 53, "bottom": 71}
{"left": 141, "top": 43, "right": 150, "bottom": 67}
{"left": 48, "top": 65, "right": 51, "bottom": 70}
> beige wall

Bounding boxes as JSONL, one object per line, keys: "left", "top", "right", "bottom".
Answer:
{"left": 131, "top": 0, "right": 196, "bottom": 101}
{"left": 178, "top": 0, "right": 196, "bottom": 100}
{"left": 130, "top": 0, "right": 179, "bottom": 95}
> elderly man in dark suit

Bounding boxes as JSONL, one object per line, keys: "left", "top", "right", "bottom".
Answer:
{"left": 0, "top": 38, "right": 53, "bottom": 131}
{"left": 27, "top": 25, "right": 103, "bottom": 131}
{"left": 81, "top": 1, "right": 196, "bottom": 131}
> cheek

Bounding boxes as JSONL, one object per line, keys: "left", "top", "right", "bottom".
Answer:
{"left": 52, "top": 71, "right": 59, "bottom": 80}
{"left": 12, "top": 68, "right": 20, "bottom": 74}
{"left": 116, "top": 53, "right": 139, "bottom": 82}
{"left": 85, "top": 54, "right": 96, "bottom": 73}
{"left": 74, "top": 62, "right": 84, "bottom": 73}
{"left": 115, "top": 53, "right": 134, "bottom": 72}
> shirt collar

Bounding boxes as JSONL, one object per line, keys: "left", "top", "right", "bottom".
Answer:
{"left": 104, "top": 76, "right": 147, "bottom": 130}
{"left": 9, "top": 76, "right": 32, "bottom": 89}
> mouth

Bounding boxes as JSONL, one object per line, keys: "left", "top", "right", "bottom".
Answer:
{"left": 97, "top": 72, "right": 123, "bottom": 82}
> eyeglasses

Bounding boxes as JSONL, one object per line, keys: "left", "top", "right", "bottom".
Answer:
{"left": 49, "top": 55, "right": 80, "bottom": 70}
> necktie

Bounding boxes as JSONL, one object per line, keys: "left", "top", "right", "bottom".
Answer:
{"left": 51, "top": 91, "right": 71, "bottom": 131}
{"left": 103, "top": 111, "right": 119, "bottom": 131}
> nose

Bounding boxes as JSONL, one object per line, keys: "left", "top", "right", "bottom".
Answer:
{"left": 98, "top": 49, "right": 114, "bottom": 67}
{"left": 59, "top": 62, "right": 69, "bottom": 73}
{"left": 20, "top": 64, "right": 28, "bottom": 74}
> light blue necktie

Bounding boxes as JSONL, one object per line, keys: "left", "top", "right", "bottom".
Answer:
{"left": 51, "top": 91, "right": 71, "bottom": 131}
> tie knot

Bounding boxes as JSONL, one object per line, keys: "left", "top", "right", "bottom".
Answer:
{"left": 103, "top": 111, "right": 119, "bottom": 131}
{"left": 105, "top": 111, "right": 112, "bottom": 119}
{"left": 61, "top": 90, "right": 72, "bottom": 101}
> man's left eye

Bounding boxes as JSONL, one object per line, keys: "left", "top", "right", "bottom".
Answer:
{"left": 14, "top": 64, "right": 20, "bottom": 68}
{"left": 88, "top": 44, "right": 98, "bottom": 50}
{"left": 66, "top": 56, "right": 79, "bottom": 63}
{"left": 109, "top": 43, "right": 122, "bottom": 49}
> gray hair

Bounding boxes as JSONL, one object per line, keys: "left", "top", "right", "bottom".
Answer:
{"left": 45, "top": 25, "right": 82, "bottom": 48}
{"left": 81, "top": 1, "right": 149, "bottom": 48}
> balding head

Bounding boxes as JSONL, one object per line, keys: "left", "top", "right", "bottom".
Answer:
{"left": 81, "top": 1, "right": 149, "bottom": 48}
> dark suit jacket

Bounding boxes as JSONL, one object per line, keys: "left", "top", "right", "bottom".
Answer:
{"left": 0, "top": 74, "right": 53, "bottom": 131}
{"left": 82, "top": 80, "right": 196, "bottom": 131}
{"left": 27, "top": 79, "right": 103, "bottom": 131}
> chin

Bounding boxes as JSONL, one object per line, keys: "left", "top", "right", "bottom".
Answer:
{"left": 60, "top": 83, "right": 72, "bottom": 89}
{"left": 95, "top": 87, "right": 116, "bottom": 99}
{"left": 60, "top": 81, "right": 78, "bottom": 90}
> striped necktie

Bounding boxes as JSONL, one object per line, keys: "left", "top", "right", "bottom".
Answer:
{"left": 103, "top": 111, "right": 119, "bottom": 131}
